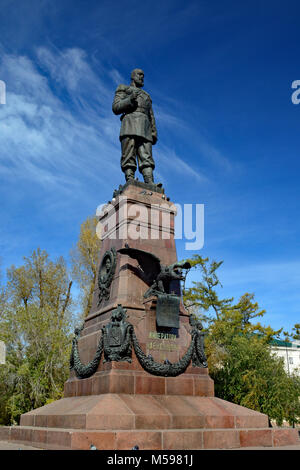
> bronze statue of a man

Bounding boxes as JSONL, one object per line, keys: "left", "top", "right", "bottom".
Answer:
{"left": 112, "top": 68, "right": 158, "bottom": 184}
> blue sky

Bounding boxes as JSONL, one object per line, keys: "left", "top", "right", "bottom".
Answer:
{"left": 0, "top": 0, "right": 299, "bottom": 334}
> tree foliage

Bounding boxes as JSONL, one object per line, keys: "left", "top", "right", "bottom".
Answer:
{"left": 283, "top": 323, "right": 300, "bottom": 342}
{"left": 70, "top": 215, "right": 101, "bottom": 318}
{"left": 182, "top": 254, "right": 233, "bottom": 322}
{"left": 0, "top": 215, "right": 101, "bottom": 425}
{"left": 183, "top": 255, "right": 300, "bottom": 426}
{"left": 211, "top": 333, "right": 300, "bottom": 426}
{"left": 0, "top": 248, "right": 73, "bottom": 425}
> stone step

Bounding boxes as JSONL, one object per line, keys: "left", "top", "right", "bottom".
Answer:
{"left": 1, "top": 425, "right": 299, "bottom": 450}
{"left": 19, "top": 395, "right": 269, "bottom": 431}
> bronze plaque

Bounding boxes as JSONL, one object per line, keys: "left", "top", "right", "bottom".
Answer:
{"left": 156, "top": 294, "right": 180, "bottom": 328}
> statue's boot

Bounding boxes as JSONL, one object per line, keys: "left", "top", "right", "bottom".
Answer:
{"left": 125, "top": 169, "right": 135, "bottom": 181}
{"left": 142, "top": 167, "right": 154, "bottom": 184}
{"left": 142, "top": 167, "right": 162, "bottom": 188}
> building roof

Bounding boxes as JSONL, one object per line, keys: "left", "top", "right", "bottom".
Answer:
{"left": 270, "top": 339, "right": 300, "bottom": 348}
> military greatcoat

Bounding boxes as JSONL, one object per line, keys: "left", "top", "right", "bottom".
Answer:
{"left": 112, "top": 85, "right": 157, "bottom": 143}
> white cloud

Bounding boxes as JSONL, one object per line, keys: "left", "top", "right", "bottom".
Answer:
{"left": 36, "top": 47, "right": 110, "bottom": 106}
{"left": 196, "top": 138, "right": 232, "bottom": 173}
{"left": 155, "top": 104, "right": 233, "bottom": 176}
{"left": 108, "top": 68, "right": 125, "bottom": 86}
{"left": 157, "top": 144, "right": 209, "bottom": 184}
{"left": 0, "top": 49, "right": 121, "bottom": 191}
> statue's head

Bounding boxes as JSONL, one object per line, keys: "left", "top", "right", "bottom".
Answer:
{"left": 131, "top": 68, "right": 144, "bottom": 88}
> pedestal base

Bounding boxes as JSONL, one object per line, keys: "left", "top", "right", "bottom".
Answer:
{"left": 1, "top": 394, "right": 298, "bottom": 450}
{"left": 64, "top": 362, "right": 214, "bottom": 398}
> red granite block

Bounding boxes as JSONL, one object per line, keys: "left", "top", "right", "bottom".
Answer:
{"left": 213, "top": 397, "right": 268, "bottom": 428}
{"left": 92, "top": 372, "right": 135, "bottom": 394}
{"left": 46, "top": 429, "right": 72, "bottom": 449}
{"left": 46, "top": 415, "right": 65, "bottom": 428}
{"left": 34, "top": 415, "right": 48, "bottom": 427}
{"left": 203, "top": 430, "right": 240, "bottom": 449}
{"left": 166, "top": 376, "right": 194, "bottom": 395}
{"left": 193, "top": 376, "right": 215, "bottom": 397}
{"left": 115, "top": 430, "right": 162, "bottom": 450}
{"left": 86, "top": 413, "right": 134, "bottom": 431}
{"left": 20, "top": 414, "right": 34, "bottom": 426}
{"left": 135, "top": 375, "right": 166, "bottom": 395}
{"left": 64, "top": 379, "right": 76, "bottom": 397}
{"left": 153, "top": 395, "right": 204, "bottom": 429}
{"left": 63, "top": 414, "right": 87, "bottom": 429}
{"left": 173, "top": 414, "right": 205, "bottom": 430}
{"left": 31, "top": 428, "right": 48, "bottom": 446}
{"left": 71, "top": 431, "right": 116, "bottom": 450}
{"left": 163, "top": 430, "right": 203, "bottom": 450}
{"left": 76, "top": 377, "right": 93, "bottom": 396}
{"left": 119, "top": 395, "right": 171, "bottom": 429}
{"left": 11, "top": 426, "right": 33, "bottom": 443}
{"left": 235, "top": 414, "right": 268, "bottom": 429}
{"left": 85, "top": 394, "right": 134, "bottom": 430}
{"left": 180, "top": 397, "right": 233, "bottom": 429}
{"left": 0, "top": 426, "right": 10, "bottom": 441}
{"left": 240, "top": 429, "right": 272, "bottom": 447}
{"left": 272, "top": 428, "right": 299, "bottom": 446}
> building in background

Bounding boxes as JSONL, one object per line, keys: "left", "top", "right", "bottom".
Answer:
{"left": 270, "top": 339, "right": 300, "bottom": 376}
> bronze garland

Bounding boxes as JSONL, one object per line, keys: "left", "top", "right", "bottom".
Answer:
{"left": 70, "top": 325, "right": 104, "bottom": 379}
{"left": 69, "top": 317, "right": 207, "bottom": 380}
{"left": 193, "top": 330, "right": 208, "bottom": 368}
{"left": 130, "top": 327, "right": 197, "bottom": 377}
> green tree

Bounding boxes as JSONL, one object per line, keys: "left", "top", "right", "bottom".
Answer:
{"left": 70, "top": 215, "right": 101, "bottom": 318}
{"left": 282, "top": 323, "right": 300, "bottom": 342}
{"left": 182, "top": 255, "right": 299, "bottom": 426}
{"left": 182, "top": 254, "right": 233, "bottom": 323}
{"left": 0, "top": 248, "right": 73, "bottom": 425}
{"left": 210, "top": 333, "right": 300, "bottom": 426}
{"left": 292, "top": 324, "right": 300, "bottom": 341}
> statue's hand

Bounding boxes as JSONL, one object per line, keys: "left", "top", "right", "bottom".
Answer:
{"left": 130, "top": 88, "right": 139, "bottom": 102}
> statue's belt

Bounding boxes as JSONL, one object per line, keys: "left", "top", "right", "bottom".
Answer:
{"left": 122, "top": 106, "right": 150, "bottom": 116}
